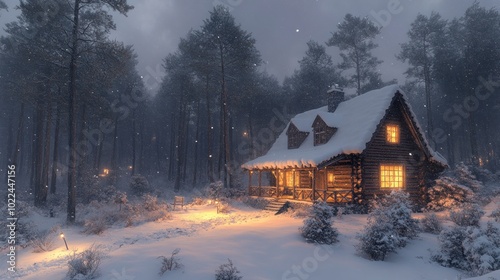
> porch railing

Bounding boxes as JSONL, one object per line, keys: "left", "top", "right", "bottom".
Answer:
{"left": 249, "top": 186, "right": 353, "bottom": 203}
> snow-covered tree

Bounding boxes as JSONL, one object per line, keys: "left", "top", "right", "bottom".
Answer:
{"left": 420, "top": 212, "right": 442, "bottom": 234}
{"left": 449, "top": 203, "right": 484, "bottom": 227}
{"left": 432, "top": 222, "right": 500, "bottom": 276}
{"left": 300, "top": 201, "right": 338, "bottom": 244}
{"left": 357, "top": 191, "right": 419, "bottom": 260}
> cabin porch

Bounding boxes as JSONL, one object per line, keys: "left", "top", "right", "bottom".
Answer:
{"left": 246, "top": 163, "right": 359, "bottom": 204}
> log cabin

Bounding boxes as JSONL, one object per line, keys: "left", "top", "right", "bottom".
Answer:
{"left": 241, "top": 84, "right": 447, "bottom": 206}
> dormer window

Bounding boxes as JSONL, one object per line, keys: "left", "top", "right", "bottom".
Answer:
{"left": 287, "top": 123, "right": 309, "bottom": 149}
{"left": 386, "top": 124, "right": 400, "bottom": 143}
{"left": 312, "top": 115, "right": 337, "bottom": 146}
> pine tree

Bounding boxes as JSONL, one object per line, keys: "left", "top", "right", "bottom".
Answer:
{"left": 327, "top": 14, "right": 382, "bottom": 95}
{"left": 398, "top": 12, "right": 446, "bottom": 135}
{"left": 284, "top": 40, "right": 344, "bottom": 113}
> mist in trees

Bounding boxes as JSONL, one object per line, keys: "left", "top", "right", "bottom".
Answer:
{"left": 0, "top": 2, "right": 499, "bottom": 221}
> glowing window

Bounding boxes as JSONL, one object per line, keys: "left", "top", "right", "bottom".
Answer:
{"left": 327, "top": 171, "right": 335, "bottom": 188}
{"left": 380, "top": 165, "right": 404, "bottom": 188}
{"left": 278, "top": 171, "right": 300, "bottom": 187}
{"left": 386, "top": 124, "right": 400, "bottom": 143}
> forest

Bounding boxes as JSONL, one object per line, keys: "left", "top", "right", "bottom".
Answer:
{"left": 0, "top": 1, "right": 499, "bottom": 222}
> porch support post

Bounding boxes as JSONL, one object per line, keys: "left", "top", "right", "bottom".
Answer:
{"left": 248, "top": 170, "right": 252, "bottom": 195}
{"left": 258, "top": 170, "right": 262, "bottom": 197}
{"left": 312, "top": 169, "right": 316, "bottom": 201}
{"left": 293, "top": 169, "right": 296, "bottom": 200}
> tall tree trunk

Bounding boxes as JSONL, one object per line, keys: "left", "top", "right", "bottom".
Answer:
{"left": 193, "top": 98, "right": 201, "bottom": 185}
{"left": 168, "top": 112, "right": 176, "bottom": 180}
{"left": 174, "top": 100, "right": 186, "bottom": 192}
{"left": 205, "top": 75, "right": 214, "bottom": 182}
{"left": 219, "top": 44, "right": 231, "bottom": 188}
{"left": 111, "top": 116, "right": 119, "bottom": 173}
{"left": 42, "top": 94, "right": 52, "bottom": 200}
{"left": 11, "top": 102, "right": 25, "bottom": 166}
{"left": 29, "top": 110, "right": 36, "bottom": 194}
{"left": 182, "top": 107, "right": 190, "bottom": 182}
{"left": 50, "top": 104, "right": 60, "bottom": 194}
{"left": 139, "top": 114, "right": 144, "bottom": 175}
{"left": 131, "top": 109, "right": 136, "bottom": 175}
{"left": 67, "top": 0, "right": 81, "bottom": 223}
{"left": 34, "top": 98, "right": 46, "bottom": 207}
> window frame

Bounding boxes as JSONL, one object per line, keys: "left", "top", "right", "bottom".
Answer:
{"left": 386, "top": 123, "right": 400, "bottom": 144}
{"left": 380, "top": 164, "right": 405, "bottom": 189}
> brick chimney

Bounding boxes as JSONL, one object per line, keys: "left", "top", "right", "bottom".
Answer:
{"left": 327, "top": 84, "right": 344, "bottom": 113}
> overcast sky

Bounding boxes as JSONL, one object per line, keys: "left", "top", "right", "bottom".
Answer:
{"left": 1, "top": 0, "right": 498, "bottom": 90}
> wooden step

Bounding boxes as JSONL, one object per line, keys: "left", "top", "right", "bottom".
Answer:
{"left": 264, "top": 200, "right": 287, "bottom": 212}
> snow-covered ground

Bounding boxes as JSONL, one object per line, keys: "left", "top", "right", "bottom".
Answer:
{"left": 2, "top": 198, "right": 499, "bottom": 280}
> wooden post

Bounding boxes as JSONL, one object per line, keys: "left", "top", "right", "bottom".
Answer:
{"left": 312, "top": 169, "right": 316, "bottom": 201}
{"left": 258, "top": 170, "right": 262, "bottom": 197}
{"left": 248, "top": 170, "right": 252, "bottom": 195}
{"left": 292, "top": 169, "right": 296, "bottom": 200}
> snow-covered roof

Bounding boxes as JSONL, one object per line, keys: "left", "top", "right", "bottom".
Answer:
{"left": 242, "top": 84, "right": 447, "bottom": 170}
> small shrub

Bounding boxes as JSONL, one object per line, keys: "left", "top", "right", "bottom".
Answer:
{"left": 431, "top": 226, "right": 469, "bottom": 270}
{"left": 300, "top": 201, "right": 338, "bottom": 244}
{"left": 420, "top": 212, "right": 442, "bottom": 234}
{"left": 489, "top": 207, "right": 500, "bottom": 222}
{"left": 427, "top": 176, "right": 474, "bottom": 210}
{"left": 449, "top": 203, "right": 484, "bottom": 227}
{"left": 129, "top": 174, "right": 150, "bottom": 195}
{"left": 217, "top": 202, "right": 231, "bottom": 214}
{"left": 191, "top": 197, "right": 205, "bottom": 205}
{"left": 67, "top": 244, "right": 103, "bottom": 279}
{"left": 432, "top": 222, "right": 500, "bottom": 276}
{"left": 207, "top": 181, "right": 245, "bottom": 199}
{"left": 158, "top": 248, "right": 182, "bottom": 275}
{"left": 241, "top": 196, "right": 269, "bottom": 210}
{"left": 357, "top": 216, "right": 398, "bottom": 261}
{"left": 113, "top": 191, "right": 128, "bottom": 211}
{"left": 357, "top": 191, "right": 419, "bottom": 260}
{"left": 82, "top": 218, "right": 107, "bottom": 235}
{"left": 215, "top": 258, "right": 242, "bottom": 280}
{"left": 372, "top": 191, "right": 419, "bottom": 247}
{"left": 31, "top": 226, "right": 60, "bottom": 253}
{"left": 142, "top": 194, "right": 160, "bottom": 212}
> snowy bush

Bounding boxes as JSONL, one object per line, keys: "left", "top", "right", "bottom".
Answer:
{"left": 432, "top": 226, "right": 469, "bottom": 270}
{"left": 455, "top": 163, "right": 483, "bottom": 193}
{"left": 427, "top": 176, "right": 475, "bottom": 210}
{"left": 67, "top": 244, "right": 103, "bottom": 279}
{"left": 207, "top": 181, "right": 246, "bottom": 199}
{"left": 463, "top": 223, "right": 500, "bottom": 276}
{"left": 420, "top": 212, "right": 442, "bottom": 234}
{"left": 113, "top": 191, "right": 128, "bottom": 211}
{"left": 432, "top": 222, "right": 500, "bottom": 276}
{"left": 357, "top": 215, "right": 398, "bottom": 261}
{"left": 129, "top": 174, "right": 150, "bottom": 195}
{"left": 30, "top": 226, "right": 60, "bottom": 253}
{"left": 158, "top": 248, "right": 182, "bottom": 275}
{"left": 217, "top": 202, "right": 231, "bottom": 214}
{"left": 449, "top": 203, "right": 484, "bottom": 227}
{"left": 191, "top": 197, "right": 205, "bottom": 205}
{"left": 78, "top": 171, "right": 117, "bottom": 203}
{"left": 490, "top": 207, "right": 500, "bottom": 222}
{"left": 357, "top": 191, "right": 419, "bottom": 260}
{"left": 241, "top": 196, "right": 269, "bottom": 210}
{"left": 142, "top": 194, "right": 160, "bottom": 211}
{"left": 300, "top": 201, "right": 338, "bottom": 244}
{"left": 372, "top": 191, "right": 419, "bottom": 247}
{"left": 215, "top": 259, "right": 242, "bottom": 280}
{"left": 82, "top": 217, "right": 107, "bottom": 235}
